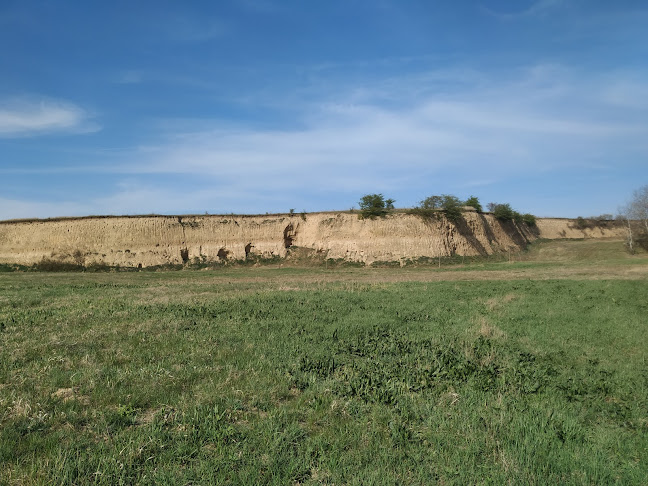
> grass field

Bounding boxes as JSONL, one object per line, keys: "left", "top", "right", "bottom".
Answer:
{"left": 1, "top": 239, "right": 647, "bottom": 484}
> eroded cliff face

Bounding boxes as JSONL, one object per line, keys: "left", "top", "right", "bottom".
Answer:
{"left": 0, "top": 212, "right": 625, "bottom": 267}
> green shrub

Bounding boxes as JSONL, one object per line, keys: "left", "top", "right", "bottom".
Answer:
{"left": 33, "top": 258, "right": 84, "bottom": 272}
{"left": 359, "top": 194, "right": 393, "bottom": 219}
{"left": 493, "top": 203, "right": 515, "bottom": 221}
{"left": 464, "top": 196, "right": 483, "bottom": 212}
{"left": 440, "top": 195, "right": 462, "bottom": 222}
{"left": 576, "top": 216, "right": 587, "bottom": 229}
{"left": 414, "top": 194, "right": 463, "bottom": 222}
{"left": 86, "top": 262, "right": 112, "bottom": 272}
{"left": 493, "top": 204, "right": 536, "bottom": 226}
{"left": 521, "top": 213, "right": 537, "bottom": 226}
{"left": 420, "top": 195, "right": 443, "bottom": 210}
{"left": 406, "top": 207, "right": 436, "bottom": 218}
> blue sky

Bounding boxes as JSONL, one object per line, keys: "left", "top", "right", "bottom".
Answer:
{"left": 1, "top": 0, "right": 647, "bottom": 219}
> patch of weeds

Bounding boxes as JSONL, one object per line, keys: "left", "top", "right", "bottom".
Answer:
{"left": 370, "top": 260, "right": 401, "bottom": 268}
{"left": 32, "top": 259, "right": 85, "bottom": 272}
{"left": 85, "top": 262, "right": 112, "bottom": 272}
{"left": 290, "top": 330, "right": 510, "bottom": 404}
{"left": 325, "top": 258, "right": 365, "bottom": 268}
{"left": 237, "top": 255, "right": 283, "bottom": 266}
{"left": 289, "top": 329, "right": 627, "bottom": 412}
{"left": 0, "top": 263, "right": 27, "bottom": 272}
{"left": 506, "top": 351, "right": 558, "bottom": 394}
{"left": 141, "top": 263, "right": 185, "bottom": 272}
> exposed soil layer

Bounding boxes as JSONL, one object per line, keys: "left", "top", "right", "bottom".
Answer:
{"left": 0, "top": 212, "right": 625, "bottom": 268}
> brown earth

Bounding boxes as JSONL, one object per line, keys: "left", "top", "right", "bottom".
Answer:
{"left": 0, "top": 212, "right": 625, "bottom": 268}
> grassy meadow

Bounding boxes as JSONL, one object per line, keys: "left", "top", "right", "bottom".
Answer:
{"left": 1, "top": 239, "right": 647, "bottom": 484}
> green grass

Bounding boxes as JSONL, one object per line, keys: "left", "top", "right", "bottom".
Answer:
{"left": 1, "top": 241, "right": 647, "bottom": 484}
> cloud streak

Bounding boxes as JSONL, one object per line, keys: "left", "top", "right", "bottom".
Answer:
{"left": 483, "top": 0, "right": 566, "bottom": 20}
{"left": 3, "top": 63, "right": 646, "bottom": 219}
{"left": 0, "top": 98, "right": 99, "bottom": 137}
{"left": 122, "top": 65, "right": 646, "bottom": 181}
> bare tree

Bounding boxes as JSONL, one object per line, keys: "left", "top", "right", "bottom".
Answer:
{"left": 618, "top": 185, "right": 648, "bottom": 253}
{"left": 617, "top": 210, "right": 634, "bottom": 253}
{"left": 628, "top": 185, "right": 648, "bottom": 233}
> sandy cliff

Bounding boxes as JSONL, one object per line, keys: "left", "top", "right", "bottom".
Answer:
{"left": 0, "top": 212, "right": 625, "bottom": 267}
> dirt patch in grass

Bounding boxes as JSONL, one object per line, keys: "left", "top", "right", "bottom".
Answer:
{"left": 110, "top": 260, "right": 648, "bottom": 306}
{"left": 51, "top": 387, "right": 90, "bottom": 405}
{"left": 192, "top": 263, "right": 648, "bottom": 286}
{"left": 475, "top": 316, "right": 507, "bottom": 340}
{"left": 136, "top": 408, "right": 160, "bottom": 426}
{"left": 485, "top": 293, "right": 518, "bottom": 311}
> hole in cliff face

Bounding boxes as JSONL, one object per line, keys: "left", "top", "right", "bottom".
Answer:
{"left": 180, "top": 248, "right": 189, "bottom": 263}
{"left": 138, "top": 263, "right": 142, "bottom": 269}
{"left": 245, "top": 243, "right": 253, "bottom": 259}
{"left": 217, "top": 248, "right": 230, "bottom": 261}
{"left": 284, "top": 224, "right": 297, "bottom": 249}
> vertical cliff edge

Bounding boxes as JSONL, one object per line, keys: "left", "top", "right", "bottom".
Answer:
{"left": 0, "top": 212, "right": 625, "bottom": 267}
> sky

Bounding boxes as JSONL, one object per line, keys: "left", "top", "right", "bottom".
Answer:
{"left": 1, "top": 0, "right": 647, "bottom": 220}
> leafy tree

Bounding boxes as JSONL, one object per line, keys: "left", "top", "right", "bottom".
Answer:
{"left": 464, "top": 196, "right": 482, "bottom": 212}
{"left": 488, "top": 202, "right": 536, "bottom": 226}
{"left": 493, "top": 203, "right": 515, "bottom": 221}
{"left": 521, "top": 213, "right": 536, "bottom": 226}
{"left": 440, "top": 194, "right": 463, "bottom": 222}
{"left": 359, "top": 194, "right": 393, "bottom": 219}
{"left": 420, "top": 195, "right": 443, "bottom": 210}
{"left": 411, "top": 194, "right": 463, "bottom": 222}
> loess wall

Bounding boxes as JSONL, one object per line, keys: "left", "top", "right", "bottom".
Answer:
{"left": 0, "top": 212, "right": 626, "bottom": 267}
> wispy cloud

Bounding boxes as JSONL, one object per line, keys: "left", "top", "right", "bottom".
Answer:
{"left": 3, "top": 63, "right": 646, "bottom": 218}
{"left": 483, "top": 0, "right": 566, "bottom": 20}
{"left": 120, "top": 64, "right": 646, "bottom": 180}
{"left": 0, "top": 98, "right": 99, "bottom": 137}
{"left": 114, "top": 70, "right": 143, "bottom": 85}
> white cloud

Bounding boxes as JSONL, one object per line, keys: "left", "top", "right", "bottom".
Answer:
{"left": 3, "top": 64, "right": 646, "bottom": 219}
{"left": 0, "top": 98, "right": 99, "bottom": 137}
{"left": 118, "top": 65, "right": 645, "bottom": 187}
